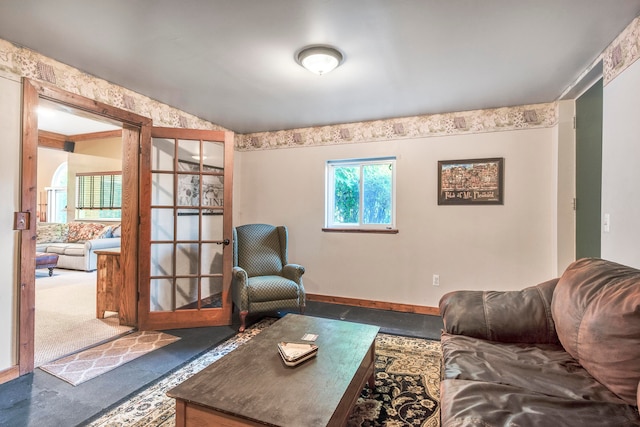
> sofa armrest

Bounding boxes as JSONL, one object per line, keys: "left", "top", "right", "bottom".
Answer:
{"left": 439, "top": 278, "right": 560, "bottom": 344}
{"left": 84, "top": 237, "right": 121, "bottom": 251}
{"left": 83, "top": 237, "right": 121, "bottom": 271}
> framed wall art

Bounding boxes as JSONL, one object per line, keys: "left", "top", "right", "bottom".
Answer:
{"left": 438, "top": 157, "right": 504, "bottom": 205}
{"left": 177, "top": 160, "right": 224, "bottom": 215}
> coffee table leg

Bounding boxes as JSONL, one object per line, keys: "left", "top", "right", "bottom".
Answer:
{"left": 48, "top": 267, "right": 54, "bottom": 277}
{"left": 368, "top": 373, "right": 375, "bottom": 391}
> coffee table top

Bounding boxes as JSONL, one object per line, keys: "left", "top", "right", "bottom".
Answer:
{"left": 167, "top": 314, "right": 379, "bottom": 426}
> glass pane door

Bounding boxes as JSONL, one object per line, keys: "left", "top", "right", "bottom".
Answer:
{"left": 140, "top": 128, "right": 233, "bottom": 330}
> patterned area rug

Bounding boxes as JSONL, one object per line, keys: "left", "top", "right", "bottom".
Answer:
{"left": 40, "top": 331, "right": 180, "bottom": 386}
{"left": 87, "top": 319, "right": 441, "bottom": 426}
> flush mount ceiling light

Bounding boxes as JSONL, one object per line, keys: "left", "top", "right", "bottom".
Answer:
{"left": 296, "top": 45, "right": 344, "bottom": 75}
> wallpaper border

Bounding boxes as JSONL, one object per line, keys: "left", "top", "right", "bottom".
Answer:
{"left": 236, "top": 103, "right": 559, "bottom": 151}
{"left": 604, "top": 16, "right": 640, "bottom": 86}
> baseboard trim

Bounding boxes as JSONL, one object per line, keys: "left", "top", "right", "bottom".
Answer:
{"left": 307, "top": 294, "right": 440, "bottom": 316}
{"left": 0, "top": 365, "right": 19, "bottom": 385}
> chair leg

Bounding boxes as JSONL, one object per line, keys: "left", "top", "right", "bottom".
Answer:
{"left": 239, "top": 311, "right": 248, "bottom": 332}
{"left": 300, "top": 303, "right": 306, "bottom": 315}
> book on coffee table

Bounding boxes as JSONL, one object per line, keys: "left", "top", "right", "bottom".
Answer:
{"left": 277, "top": 342, "right": 318, "bottom": 366}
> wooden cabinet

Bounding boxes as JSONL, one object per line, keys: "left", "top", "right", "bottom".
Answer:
{"left": 95, "top": 249, "right": 135, "bottom": 326}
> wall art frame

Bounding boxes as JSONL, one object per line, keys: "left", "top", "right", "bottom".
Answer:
{"left": 177, "top": 160, "right": 224, "bottom": 215}
{"left": 438, "top": 157, "right": 504, "bottom": 205}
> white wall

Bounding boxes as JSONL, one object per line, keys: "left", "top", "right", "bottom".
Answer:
{"left": 556, "top": 100, "right": 576, "bottom": 273}
{"left": 602, "top": 58, "right": 640, "bottom": 268}
{"left": 234, "top": 127, "right": 558, "bottom": 308}
{"left": 0, "top": 72, "right": 21, "bottom": 369}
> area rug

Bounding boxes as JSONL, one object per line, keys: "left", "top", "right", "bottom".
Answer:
{"left": 87, "top": 319, "right": 441, "bottom": 426}
{"left": 40, "top": 331, "right": 180, "bottom": 386}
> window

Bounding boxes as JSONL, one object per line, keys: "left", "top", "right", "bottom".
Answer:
{"left": 46, "top": 162, "right": 68, "bottom": 223}
{"left": 325, "top": 157, "right": 396, "bottom": 231}
{"left": 76, "top": 172, "right": 122, "bottom": 220}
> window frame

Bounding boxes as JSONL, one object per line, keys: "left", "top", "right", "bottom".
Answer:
{"left": 75, "top": 171, "right": 123, "bottom": 221}
{"left": 325, "top": 156, "right": 397, "bottom": 232}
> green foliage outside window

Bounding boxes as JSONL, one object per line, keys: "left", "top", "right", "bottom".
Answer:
{"left": 333, "top": 166, "right": 360, "bottom": 223}
{"left": 363, "top": 164, "right": 392, "bottom": 224}
{"left": 331, "top": 160, "right": 394, "bottom": 226}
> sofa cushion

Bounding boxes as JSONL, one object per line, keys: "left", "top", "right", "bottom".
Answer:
{"left": 439, "top": 278, "right": 559, "bottom": 344}
{"left": 440, "top": 378, "right": 640, "bottom": 427}
{"left": 42, "top": 244, "right": 68, "bottom": 255}
{"left": 552, "top": 258, "right": 640, "bottom": 405}
{"left": 36, "top": 223, "right": 69, "bottom": 244}
{"left": 67, "top": 222, "right": 111, "bottom": 243}
{"left": 61, "top": 244, "right": 86, "bottom": 256}
{"left": 441, "top": 332, "right": 626, "bottom": 404}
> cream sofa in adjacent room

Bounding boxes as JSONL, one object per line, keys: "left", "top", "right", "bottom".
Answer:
{"left": 35, "top": 222, "right": 121, "bottom": 271}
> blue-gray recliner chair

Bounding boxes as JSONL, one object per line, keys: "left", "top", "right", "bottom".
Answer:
{"left": 232, "top": 224, "right": 306, "bottom": 332}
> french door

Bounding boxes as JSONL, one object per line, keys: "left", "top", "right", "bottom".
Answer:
{"left": 138, "top": 127, "right": 234, "bottom": 330}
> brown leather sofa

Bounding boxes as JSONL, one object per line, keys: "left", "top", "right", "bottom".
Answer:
{"left": 439, "top": 258, "right": 640, "bottom": 426}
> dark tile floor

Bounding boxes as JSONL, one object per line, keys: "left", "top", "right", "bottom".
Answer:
{"left": 0, "top": 301, "right": 443, "bottom": 427}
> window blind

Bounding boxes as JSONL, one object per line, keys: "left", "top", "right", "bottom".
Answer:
{"left": 76, "top": 172, "right": 122, "bottom": 210}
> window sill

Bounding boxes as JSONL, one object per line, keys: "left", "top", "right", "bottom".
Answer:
{"left": 322, "top": 228, "right": 399, "bottom": 234}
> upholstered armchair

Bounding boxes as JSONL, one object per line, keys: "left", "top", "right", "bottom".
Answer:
{"left": 232, "top": 224, "right": 306, "bottom": 332}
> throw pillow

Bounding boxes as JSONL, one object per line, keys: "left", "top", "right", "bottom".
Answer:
{"left": 111, "top": 224, "right": 122, "bottom": 237}
{"left": 36, "top": 223, "right": 69, "bottom": 243}
{"left": 68, "top": 222, "right": 112, "bottom": 243}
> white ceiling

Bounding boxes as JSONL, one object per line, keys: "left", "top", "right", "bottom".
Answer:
{"left": 38, "top": 99, "right": 121, "bottom": 135}
{"left": 2, "top": 1, "right": 640, "bottom": 134}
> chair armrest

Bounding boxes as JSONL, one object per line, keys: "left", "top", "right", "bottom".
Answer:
{"left": 439, "top": 278, "right": 560, "bottom": 344}
{"left": 282, "top": 263, "right": 305, "bottom": 284}
{"left": 232, "top": 266, "right": 250, "bottom": 311}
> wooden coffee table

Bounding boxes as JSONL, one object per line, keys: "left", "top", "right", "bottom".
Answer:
{"left": 167, "top": 313, "right": 380, "bottom": 426}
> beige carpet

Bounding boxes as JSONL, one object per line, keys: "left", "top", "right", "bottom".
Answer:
{"left": 40, "top": 330, "right": 180, "bottom": 385}
{"left": 35, "top": 269, "right": 134, "bottom": 367}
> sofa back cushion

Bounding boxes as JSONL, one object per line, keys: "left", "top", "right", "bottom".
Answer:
{"left": 67, "top": 222, "right": 112, "bottom": 243}
{"left": 552, "top": 258, "right": 640, "bottom": 405}
{"left": 439, "top": 278, "right": 560, "bottom": 344}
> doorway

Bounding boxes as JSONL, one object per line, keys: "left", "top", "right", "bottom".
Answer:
{"left": 20, "top": 79, "right": 235, "bottom": 376}
{"left": 19, "top": 79, "right": 149, "bottom": 375}
{"left": 575, "top": 79, "right": 603, "bottom": 259}
{"left": 34, "top": 100, "right": 133, "bottom": 367}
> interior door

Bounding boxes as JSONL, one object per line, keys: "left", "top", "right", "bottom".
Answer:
{"left": 575, "top": 79, "right": 603, "bottom": 259}
{"left": 138, "top": 127, "right": 234, "bottom": 330}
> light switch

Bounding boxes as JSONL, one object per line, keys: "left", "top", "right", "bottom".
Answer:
{"left": 603, "top": 213, "right": 610, "bottom": 233}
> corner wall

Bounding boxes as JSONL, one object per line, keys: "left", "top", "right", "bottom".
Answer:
{"left": 602, "top": 57, "right": 640, "bottom": 267}
{"left": 234, "top": 126, "right": 558, "bottom": 308}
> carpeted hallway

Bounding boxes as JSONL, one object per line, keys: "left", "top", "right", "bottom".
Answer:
{"left": 35, "top": 269, "right": 133, "bottom": 367}
{"left": 0, "top": 300, "right": 444, "bottom": 427}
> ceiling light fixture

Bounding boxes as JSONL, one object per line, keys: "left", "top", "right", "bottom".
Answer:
{"left": 296, "top": 45, "right": 344, "bottom": 75}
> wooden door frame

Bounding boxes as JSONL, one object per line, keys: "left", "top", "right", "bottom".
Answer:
{"left": 19, "top": 78, "right": 151, "bottom": 375}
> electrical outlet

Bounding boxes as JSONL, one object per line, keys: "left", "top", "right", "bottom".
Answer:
{"left": 432, "top": 274, "right": 440, "bottom": 286}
